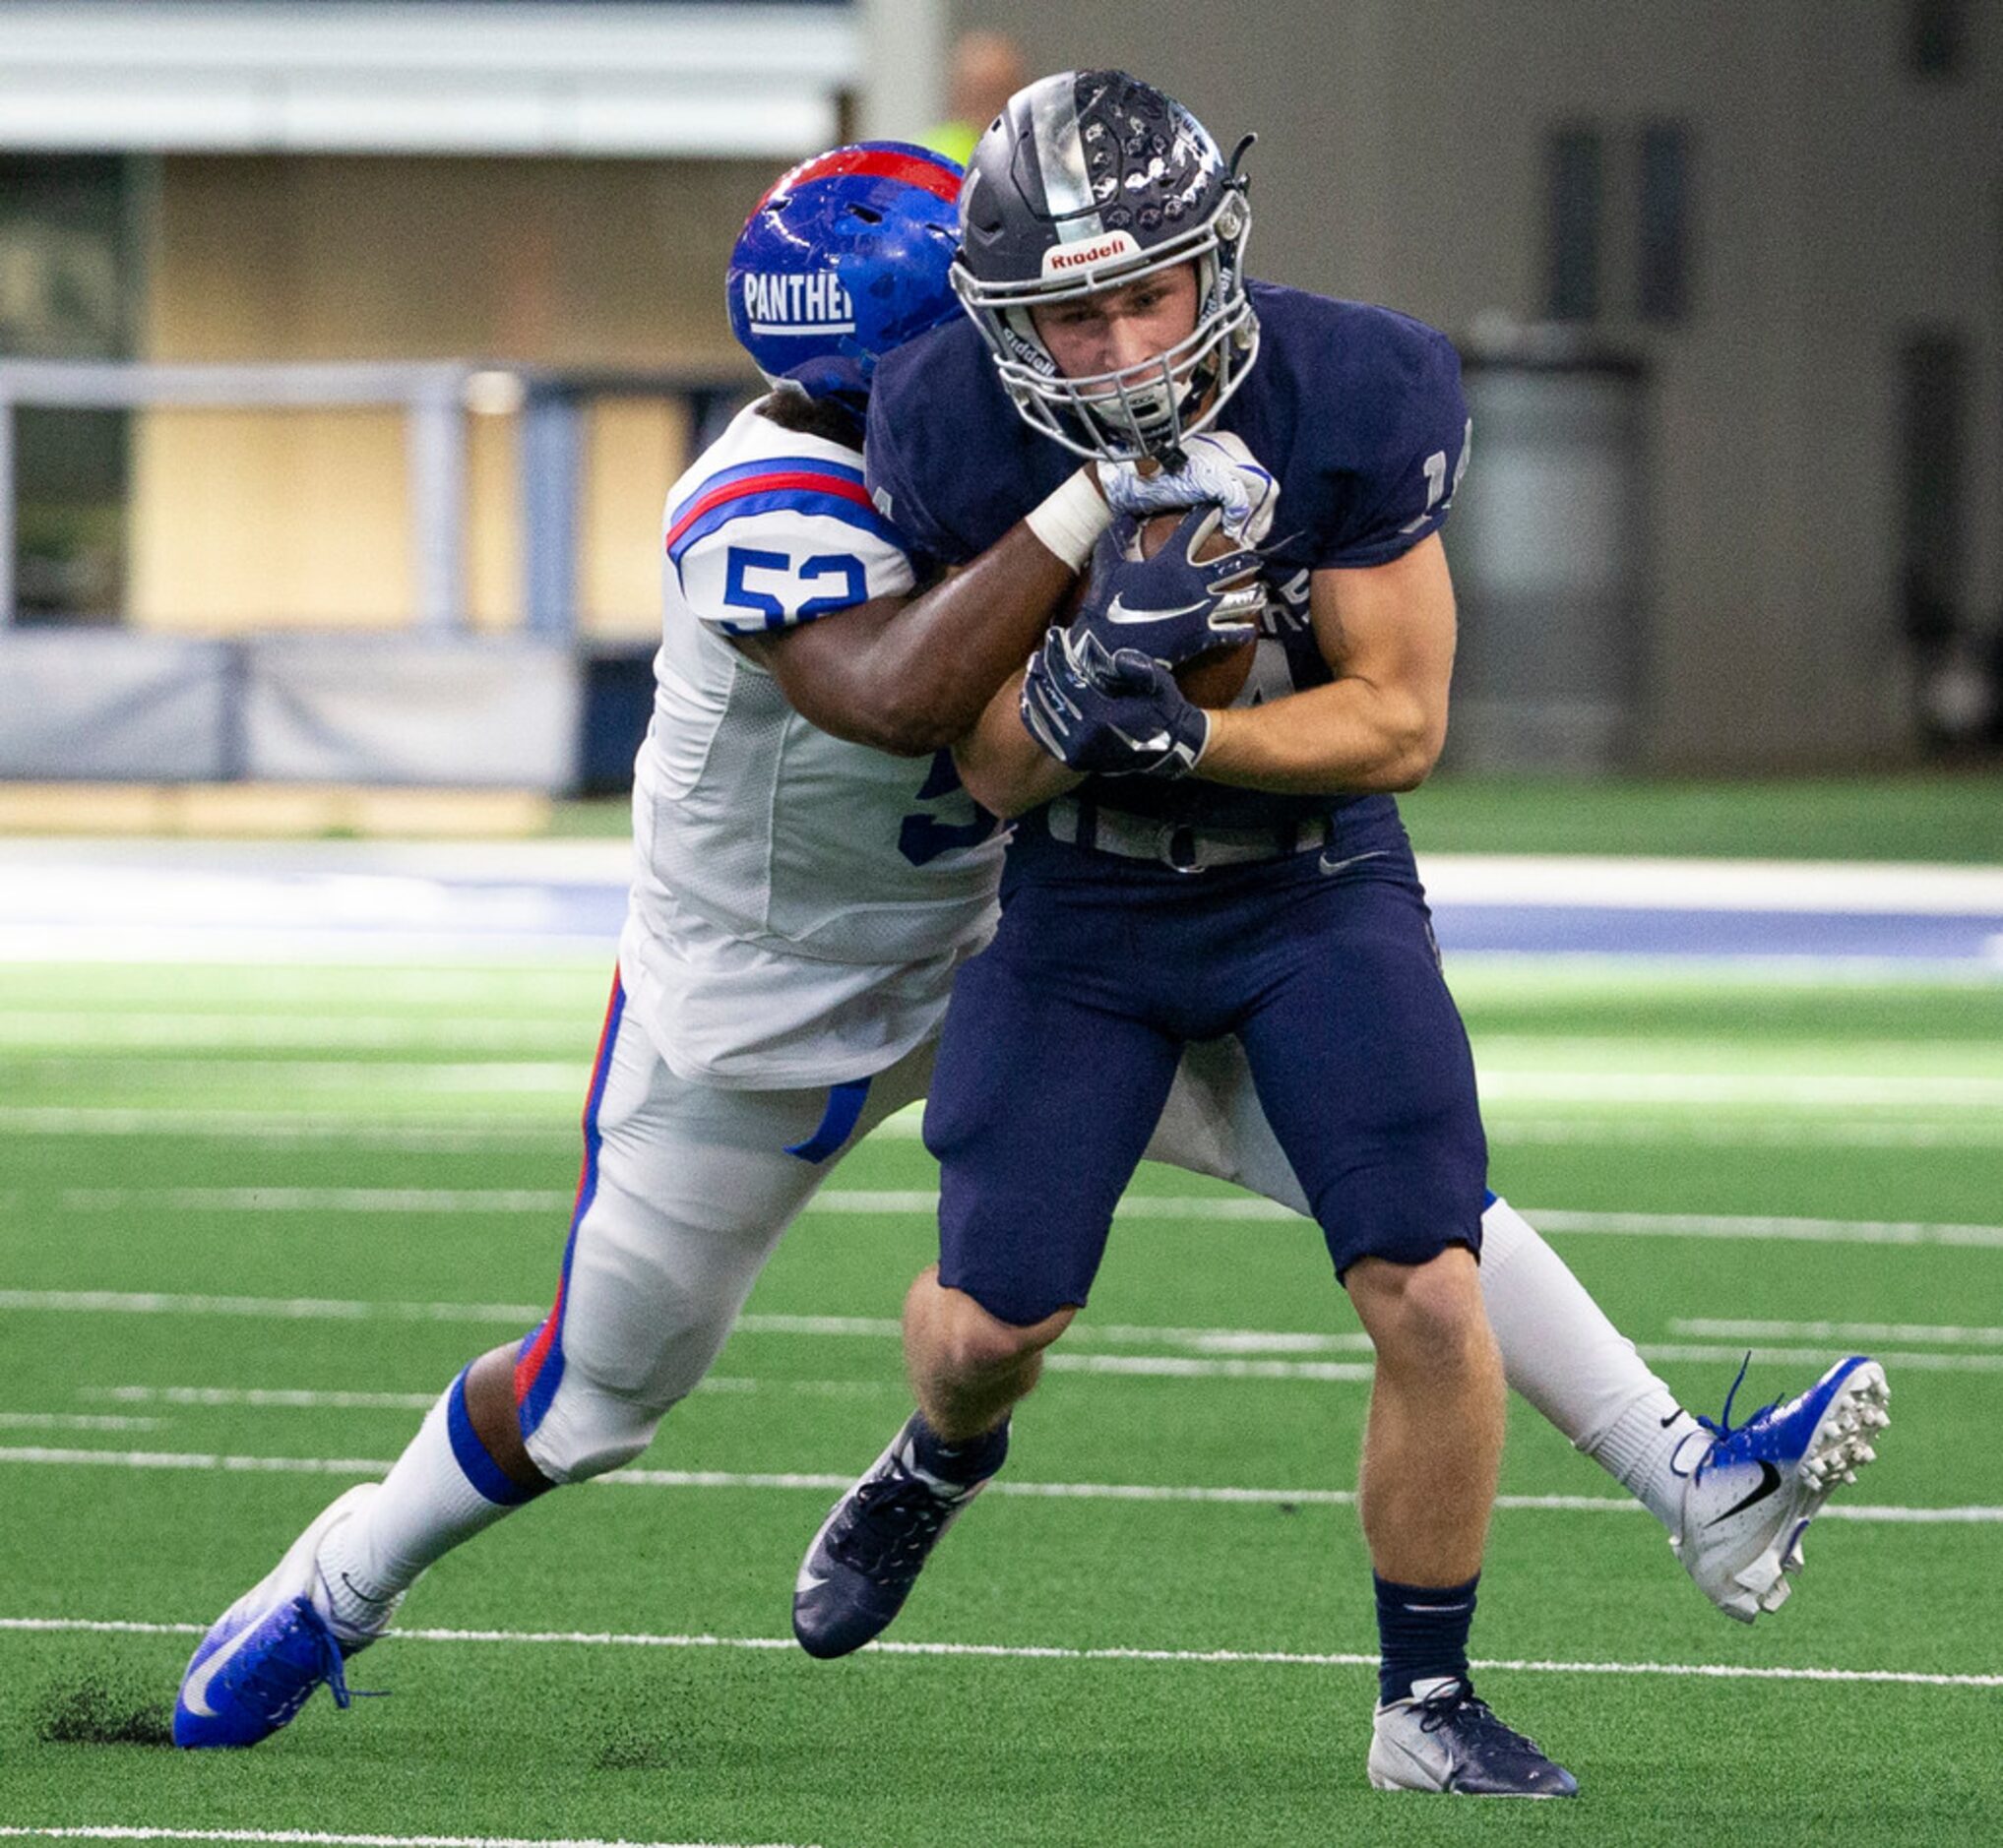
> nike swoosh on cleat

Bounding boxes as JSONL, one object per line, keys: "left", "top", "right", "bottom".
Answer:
{"left": 1706, "top": 1460, "right": 1784, "bottom": 1527}
{"left": 180, "top": 1611, "right": 266, "bottom": 1718}
{"left": 795, "top": 1568, "right": 828, "bottom": 1596}
{"left": 1103, "top": 595, "right": 1210, "bottom": 625}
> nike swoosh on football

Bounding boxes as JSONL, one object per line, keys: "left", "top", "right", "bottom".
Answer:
{"left": 180, "top": 1608, "right": 271, "bottom": 1717}
{"left": 1103, "top": 595, "right": 1211, "bottom": 625}
{"left": 1705, "top": 1460, "right": 1784, "bottom": 1527}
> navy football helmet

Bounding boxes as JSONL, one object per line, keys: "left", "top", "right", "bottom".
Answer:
{"left": 728, "top": 142, "right": 965, "bottom": 416}
{"left": 952, "top": 71, "right": 1259, "bottom": 462}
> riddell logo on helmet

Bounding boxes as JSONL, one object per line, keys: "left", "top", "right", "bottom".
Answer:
{"left": 1040, "top": 232, "right": 1141, "bottom": 278}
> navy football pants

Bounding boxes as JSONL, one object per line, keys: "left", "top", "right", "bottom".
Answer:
{"left": 924, "top": 802, "right": 1487, "bottom": 1325}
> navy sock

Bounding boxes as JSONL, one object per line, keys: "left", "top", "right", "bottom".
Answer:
{"left": 1374, "top": 1571, "right": 1478, "bottom": 1705}
{"left": 908, "top": 1411, "right": 1010, "bottom": 1486}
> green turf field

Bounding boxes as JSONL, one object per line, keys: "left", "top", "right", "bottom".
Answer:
{"left": 3, "top": 954, "right": 2001, "bottom": 1845}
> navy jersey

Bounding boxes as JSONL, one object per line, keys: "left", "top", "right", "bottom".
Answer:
{"left": 865, "top": 279, "right": 1471, "bottom": 830}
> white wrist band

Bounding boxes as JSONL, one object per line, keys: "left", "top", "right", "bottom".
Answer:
{"left": 1023, "top": 469, "right": 1113, "bottom": 572}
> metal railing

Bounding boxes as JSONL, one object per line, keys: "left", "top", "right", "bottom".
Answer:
{"left": 0, "top": 358, "right": 754, "bottom": 636}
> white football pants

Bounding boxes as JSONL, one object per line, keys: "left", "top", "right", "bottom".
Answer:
{"left": 521, "top": 978, "right": 1667, "bottom": 1484}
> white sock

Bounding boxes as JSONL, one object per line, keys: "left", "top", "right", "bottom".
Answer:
{"left": 1479, "top": 1194, "right": 1701, "bottom": 1529}
{"left": 316, "top": 1370, "right": 542, "bottom": 1640}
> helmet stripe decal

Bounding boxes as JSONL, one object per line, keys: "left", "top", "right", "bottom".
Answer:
{"left": 1028, "top": 76, "right": 1102, "bottom": 240}
{"left": 755, "top": 147, "right": 962, "bottom": 214}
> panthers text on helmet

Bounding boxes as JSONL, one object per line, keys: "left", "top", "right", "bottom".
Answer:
{"left": 742, "top": 271, "right": 856, "bottom": 335}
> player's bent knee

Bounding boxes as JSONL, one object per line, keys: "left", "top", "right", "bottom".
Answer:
{"left": 1349, "top": 1251, "right": 1491, "bottom": 1373}
{"left": 521, "top": 1386, "right": 669, "bottom": 1486}
{"left": 934, "top": 1289, "right": 1074, "bottom": 1382}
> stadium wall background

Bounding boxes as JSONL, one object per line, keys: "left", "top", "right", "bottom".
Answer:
{"left": 956, "top": 0, "right": 2003, "bottom": 771}
{"left": 3, "top": 1, "right": 1997, "bottom": 775}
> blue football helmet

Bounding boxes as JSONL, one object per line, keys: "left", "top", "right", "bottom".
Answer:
{"left": 952, "top": 72, "right": 1259, "bottom": 462}
{"left": 728, "top": 142, "right": 965, "bottom": 415}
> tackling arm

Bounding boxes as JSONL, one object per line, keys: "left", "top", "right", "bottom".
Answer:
{"left": 1197, "top": 532, "right": 1457, "bottom": 794}
{"left": 736, "top": 517, "right": 1078, "bottom": 759}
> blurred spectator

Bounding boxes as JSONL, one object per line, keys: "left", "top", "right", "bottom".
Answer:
{"left": 923, "top": 30, "right": 1028, "bottom": 166}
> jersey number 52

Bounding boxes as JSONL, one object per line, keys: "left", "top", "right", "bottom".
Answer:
{"left": 722, "top": 546, "right": 868, "bottom": 629}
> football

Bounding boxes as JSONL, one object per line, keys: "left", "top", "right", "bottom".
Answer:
{"left": 1075, "top": 510, "right": 1259, "bottom": 708}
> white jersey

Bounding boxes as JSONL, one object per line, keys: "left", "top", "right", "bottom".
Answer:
{"left": 622, "top": 399, "right": 1007, "bottom": 1088}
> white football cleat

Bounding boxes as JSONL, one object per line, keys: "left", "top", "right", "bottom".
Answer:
{"left": 1669, "top": 1355, "right": 1890, "bottom": 1623}
{"left": 1368, "top": 1678, "right": 1578, "bottom": 1798}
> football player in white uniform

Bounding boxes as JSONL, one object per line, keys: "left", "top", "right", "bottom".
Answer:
{"left": 173, "top": 142, "right": 1886, "bottom": 1751}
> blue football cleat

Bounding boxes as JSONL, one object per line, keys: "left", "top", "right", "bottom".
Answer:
{"left": 792, "top": 1414, "right": 998, "bottom": 1659}
{"left": 173, "top": 1483, "right": 381, "bottom": 1748}
{"left": 1369, "top": 1677, "right": 1578, "bottom": 1797}
{"left": 1670, "top": 1354, "right": 1890, "bottom": 1622}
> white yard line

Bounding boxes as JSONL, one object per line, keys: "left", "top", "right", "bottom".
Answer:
{"left": 22, "top": 1191, "right": 2003, "bottom": 1252}
{"left": 0, "top": 1291, "right": 545, "bottom": 1324}
{"left": 8, "top": 1106, "right": 2003, "bottom": 1152}
{"left": 1486, "top": 1116, "right": 2003, "bottom": 1148}
{"left": 2, "top": 1061, "right": 584, "bottom": 1092}
{"left": 15, "top": 1059, "right": 2003, "bottom": 1109}
{"left": 0, "top": 1446, "right": 1991, "bottom": 1524}
{"left": 0, "top": 1615, "right": 1995, "bottom": 1691}
{"left": 0, "top": 1412, "right": 160, "bottom": 1432}
{"left": 1476, "top": 1073, "right": 2003, "bottom": 1105}
{"left": 11, "top": 1291, "right": 2003, "bottom": 1380}
{"left": 0, "top": 1015, "right": 590, "bottom": 1049}
{"left": 57, "top": 1189, "right": 579, "bottom": 1214}
{"left": 74, "top": 1380, "right": 858, "bottom": 1412}
{"left": 0, "top": 1110, "right": 576, "bottom": 1148}
{"left": 1636, "top": 1344, "right": 2003, "bottom": 1373}
{"left": 0, "top": 1829, "right": 806, "bottom": 1848}
{"left": 1520, "top": 1210, "right": 2003, "bottom": 1249}
{"left": 11, "top": 1290, "right": 2003, "bottom": 1378}
{"left": 1674, "top": 1318, "right": 2003, "bottom": 1347}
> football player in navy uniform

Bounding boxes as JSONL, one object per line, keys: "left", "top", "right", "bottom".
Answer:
{"left": 167, "top": 117, "right": 1882, "bottom": 1771}
{"left": 794, "top": 72, "right": 1888, "bottom": 1797}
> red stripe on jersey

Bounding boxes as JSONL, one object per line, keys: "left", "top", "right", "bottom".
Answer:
{"left": 662, "top": 469, "right": 877, "bottom": 553}
{"left": 756, "top": 147, "right": 961, "bottom": 213}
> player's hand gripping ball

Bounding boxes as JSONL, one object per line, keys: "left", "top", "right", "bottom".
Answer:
{"left": 1065, "top": 505, "right": 1266, "bottom": 708}
{"left": 1021, "top": 628, "right": 1210, "bottom": 779}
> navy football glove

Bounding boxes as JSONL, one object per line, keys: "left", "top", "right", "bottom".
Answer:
{"left": 1070, "top": 506, "right": 1264, "bottom": 669}
{"left": 1020, "top": 629, "right": 1210, "bottom": 779}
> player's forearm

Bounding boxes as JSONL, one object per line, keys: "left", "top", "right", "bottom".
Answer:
{"left": 1197, "top": 679, "right": 1446, "bottom": 794}
{"left": 752, "top": 526, "right": 1076, "bottom": 758}
{"left": 952, "top": 672, "right": 1085, "bottom": 818}
{"left": 861, "top": 527, "right": 1082, "bottom": 750}
{"left": 834, "top": 464, "right": 1114, "bottom": 753}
